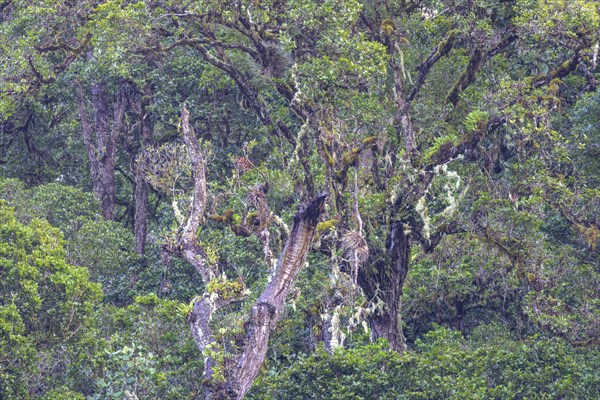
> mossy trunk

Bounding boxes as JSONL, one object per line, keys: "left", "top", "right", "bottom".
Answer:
{"left": 90, "top": 83, "right": 116, "bottom": 220}
{"left": 358, "top": 221, "right": 409, "bottom": 352}
{"left": 134, "top": 83, "right": 153, "bottom": 254}
{"left": 75, "top": 81, "right": 127, "bottom": 221}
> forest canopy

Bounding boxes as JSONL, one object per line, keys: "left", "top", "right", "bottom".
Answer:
{"left": 0, "top": 0, "right": 598, "bottom": 399}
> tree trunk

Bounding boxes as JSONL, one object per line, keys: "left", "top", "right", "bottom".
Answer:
{"left": 90, "top": 82, "right": 115, "bottom": 220}
{"left": 164, "top": 106, "right": 327, "bottom": 399}
{"left": 134, "top": 162, "right": 148, "bottom": 253}
{"left": 75, "top": 81, "right": 126, "bottom": 221}
{"left": 205, "top": 193, "right": 327, "bottom": 399}
{"left": 134, "top": 83, "right": 153, "bottom": 253}
{"left": 358, "top": 221, "right": 409, "bottom": 352}
{"left": 354, "top": 36, "right": 414, "bottom": 350}
{"left": 371, "top": 293, "right": 405, "bottom": 352}
{"left": 387, "top": 37, "right": 417, "bottom": 159}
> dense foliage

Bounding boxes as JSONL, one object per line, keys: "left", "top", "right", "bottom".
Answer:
{"left": 0, "top": 201, "right": 102, "bottom": 398}
{"left": 251, "top": 326, "right": 600, "bottom": 399}
{"left": 1, "top": 0, "right": 598, "bottom": 398}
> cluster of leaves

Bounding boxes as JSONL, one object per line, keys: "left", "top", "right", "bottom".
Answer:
{"left": 0, "top": 180, "right": 207, "bottom": 397}
{"left": 0, "top": 179, "right": 203, "bottom": 304}
{"left": 86, "top": 294, "right": 203, "bottom": 400}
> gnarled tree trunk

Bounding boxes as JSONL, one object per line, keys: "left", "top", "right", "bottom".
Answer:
{"left": 164, "top": 106, "right": 327, "bottom": 399}
{"left": 230, "top": 193, "right": 326, "bottom": 398}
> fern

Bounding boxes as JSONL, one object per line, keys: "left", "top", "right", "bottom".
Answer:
{"left": 464, "top": 110, "right": 490, "bottom": 132}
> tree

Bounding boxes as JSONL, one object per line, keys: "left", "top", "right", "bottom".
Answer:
{"left": 75, "top": 80, "right": 128, "bottom": 220}
{"left": 83, "top": 0, "right": 600, "bottom": 355}
{"left": 0, "top": 200, "right": 102, "bottom": 397}
{"left": 250, "top": 325, "right": 600, "bottom": 399}
{"left": 1, "top": 0, "right": 157, "bottom": 244}
{"left": 157, "top": 106, "right": 326, "bottom": 398}
{"left": 317, "top": 0, "right": 600, "bottom": 350}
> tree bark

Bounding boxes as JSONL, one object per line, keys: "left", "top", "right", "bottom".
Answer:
{"left": 224, "top": 193, "right": 326, "bottom": 399}
{"left": 446, "top": 30, "right": 516, "bottom": 107}
{"left": 91, "top": 82, "right": 115, "bottom": 220}
{"left": 358, "top": 221, "right": 410, "bottom": 352}
{"left": 75, "top": 81, "right": 126, "bottom": 220}
{"left": 164, "top": 106, "right": 326, "bottom": 399}
{"left": 134, "top": 83, "right": 153, "bottom": 253}
{"left": 386, "top": 36, "right": 418, "bottom": 159}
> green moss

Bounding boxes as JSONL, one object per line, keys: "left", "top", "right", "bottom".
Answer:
{"left": 206, "top": 277, "right": 245, "bottom": 301}
{"left": 380, "top": 19, "right": 395, "bottom": 36}
{"left": 341, "top": 148, "right": 359, "bottom": 167}
{"left": 322, "top": 145, "right": 335, "bottom": 166}
{"left": 527, "top": 58, "right": 576, "bottom": 87}
{"left": 547, "top": 78, "right": 561, "bottom": 96}
{"left": 223, "top": 210, "right": 235, "bottom": 222}
{"left": 435, "top": 29, "right": 459, "bottom": 57}
{"left": 316, "top": 219, "right": 339, "bottom": 238}
{"left": 208, "top": 214, "right": 227, "bottom": 223}
{"left": 550, "top": 58, "right": 576, "bottom": 79}
{"left": 362, "top": 136, "right": 378, "bottom": 147}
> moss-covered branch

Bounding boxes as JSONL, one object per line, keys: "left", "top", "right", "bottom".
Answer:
{"left": 446, "top": 30, "right": 517, "bottom": 107}
{"left": 528, "top": 53, "right": 580, "bottom": 88}
{"left": 408, "top": 29, "right": 460, "bottom": 101}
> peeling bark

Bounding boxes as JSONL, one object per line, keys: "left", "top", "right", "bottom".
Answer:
{"left": 187, "top": 193, "right": 326, "bottom": 399}
{"left": 231, "top": 193, "right": 326, "bottom": 399}
{"left": 187, "top": 295, "right": 218, "bottom": 381}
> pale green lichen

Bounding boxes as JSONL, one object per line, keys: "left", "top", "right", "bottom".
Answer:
{"left": 172, "top": 199, "right": 184, "bottom": 225}
{"left": 415, "top": 196, "right": 431, "bottom": 241}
